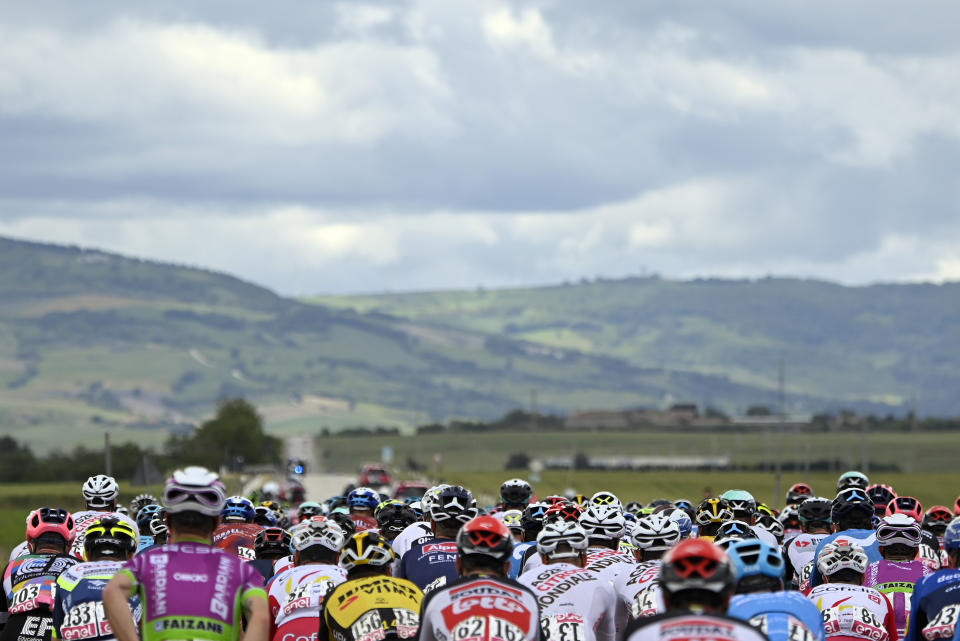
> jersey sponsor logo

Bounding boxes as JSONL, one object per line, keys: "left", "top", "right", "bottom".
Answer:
{"left": 147, "top": 553, "right": 170, "bottom": 617}
{"left": 335, "top": 578, "right": 421, "bottom": 610}
{"left": 446, "top": 595, "right": 532, "bottom": 631}
{"left": 153, "top": 617, "right": 225, "bottom": 634}
{"left": 423, "top": 543, "right": 458, "bottom": 554}
{"left": 173, "top": 573, "right": 208, "bottom": 583}
{"left": 209, "top": 554, "right": 235, "bottom": 619}
{"left": 17, "top": 615, "right": 52, "bottom": 639}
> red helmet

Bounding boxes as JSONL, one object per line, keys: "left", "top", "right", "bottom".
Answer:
{"left": 886, "top": 496, "right": 923, "bottom": 523}
{"left": 26, "top": 508, "right": 75, "bottom": 544}
{"left": 457, "top": 516, "right": 514, "bottom": 561}
{"left": 954, "top": 495, "right": 960, "bottom": 517}
{"left": 923, "top": 505, "right": 954, "bottom": 532}
{"left": 543, "top": 502, "right": 583, "bottom": 524}
{"left": 542, "top": 495, "right": 568, "bottom": 508}
{"left": 867, "top": 484, "right": 897, "bottom": 515}
{"left": 786, "top": 483, "right": 813, "bottom": 505}
{"left": 659, "top": 538, "right": 735, "bottom": 596}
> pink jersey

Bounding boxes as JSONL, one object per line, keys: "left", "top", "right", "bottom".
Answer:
{"left": 864, "top": 560, "right": 933, "bottom": 638}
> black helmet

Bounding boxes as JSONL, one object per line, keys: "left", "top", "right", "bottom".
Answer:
{"left": 84, "top": 516, "right": 137, "bottom": 559}
{"left": 376, "top": 503, "right": 417, "bottom": 540}
{"left": 431, "top": 486, "right": 478, "bottom": 525}
{"left": 499, "top": 479, "right": 533, "bottom": 507}
{"left": 832, "top": 488, "right": 874, "bottom": 523}
{"left": 521, "top": 502, "right": 548, "bottom": 540}
{"left": 798, "top": 497, "right": 833, "bottom": 524}
{"left": 254, "top": 527, "right": 292, "bottom": 559}
{"left": 327, "top": 512, "right": 357, "bottom": 537}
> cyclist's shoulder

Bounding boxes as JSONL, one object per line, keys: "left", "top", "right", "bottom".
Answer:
{"left": 626, "top": 610, "right": 769, "bottom": 640}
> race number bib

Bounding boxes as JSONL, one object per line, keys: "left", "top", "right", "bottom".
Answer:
{"left": 393, "top": 608, "right": 419, "bottom": 639}
{"left": 61, "top": 601, "right": 112, "bottom": 640}
{"left": 923, "top": 605, "right": 960, "bottom": 641}
{"left": 352, "top": 611, "right": 385, "bottom": 641}
{"left": 453, "top": 616, "right": 525, "bottom": 641}
{"left": 9, "top": 583, "right": 45, "bottom": 614}
{"left": 542, "top": 614, "right": 586, "bottom": 641}
{"left": 237, "top": 546, "right": 256, "bottom": 561}
{"left": 630, "top": 589, "right": 660, "bottom": 619}
{"left": 749, "top": 615, "right": 816, "bottom": 641}
{"left": 822, "top": 606, "right": 887, "bottom": 641}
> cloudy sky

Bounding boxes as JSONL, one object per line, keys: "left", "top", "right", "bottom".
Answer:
{"left": 1, "top": 1, "right": 959, "bottom": 295}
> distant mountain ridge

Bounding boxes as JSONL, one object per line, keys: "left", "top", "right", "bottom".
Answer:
{"left": 0, "top": 235, "right": 949, "bottom": 451}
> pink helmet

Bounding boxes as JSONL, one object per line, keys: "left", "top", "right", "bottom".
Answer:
{"left": 886, "top": 496, "right": 923, "bottom": 523}
{"left": 26, "top": 508, "right": 75, "bottom": 543}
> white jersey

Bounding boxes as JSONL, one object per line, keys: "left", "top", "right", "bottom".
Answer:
{"left": 419, "top": 576, "right": 541, "bottom": 641}
{"left": 267, "top": 563, "right": 347, "bottom": 631}
{"left": 8, "top": 541, "right": 30, "bottom": 561}
{"left": 786, "top": 533, "right": 828, "bottom": 584}
{"left": 69, "top": 511, "right": 139, "bottom": 559}
{"left": 751, "top": 525, "right": 778, "bottom": 546}
{"left": 808, "top": 583, "right": 898, "bottom": 641}
{"left": 518, "top": 562, "right": 616, "bottom": 641}
{"left": 614, "top": 561, "right": 664, "bottom": 620}
{"left": 625, "top": 612, "right": 770, "bottom": 641}
{"left": 273, "top": 555, "right": 294, "bottom": 576}
{"left": 585, "top": 546, "right": 636, "bottom": 634}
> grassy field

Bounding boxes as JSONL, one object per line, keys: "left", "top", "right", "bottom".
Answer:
{"left": 316, "top": 428, "right": 960, "bottom": 475}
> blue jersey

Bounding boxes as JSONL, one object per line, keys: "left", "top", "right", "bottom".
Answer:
{"left": 138, "top": 536, "right": 154, "bottom": 552}
{"left": 396, "top": 536, "right": 458, "bottom": 592}
{"left": 507, "top": 542, "right": 536, "bottom": 580}
{"left": 729, "top": 591, "right": 825, "bottom": 641}
{"left": 905, "top": 568, "right": 960, "bottom": 641}
{"left": 53, "top": 560, "right": 141, "bottom": 641}
{"left": 808, "top": 529, "right": 881, "bottom": 587}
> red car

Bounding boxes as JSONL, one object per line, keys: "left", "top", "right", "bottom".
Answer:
{"left": 393, "top": 481, "right": 431, "bottom": 500}
{"left": 358, "top": 464, "right": 392, "bottom": 487}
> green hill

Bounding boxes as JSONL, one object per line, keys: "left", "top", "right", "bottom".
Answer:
{"left": 307, "top": 276, "right": 960, "bottom": 414}
{"left": 2, "top": 237, "right": 851, "bottom": 453}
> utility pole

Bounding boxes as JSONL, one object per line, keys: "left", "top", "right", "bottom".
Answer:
{"left": 104, "top": 431, "right": 112, "bottom": 476}
{"left": 774, "top": 357, "right": 785, "bottom": 508}
{"left": 530, "top": 388, "right": 538, "bottom": 433}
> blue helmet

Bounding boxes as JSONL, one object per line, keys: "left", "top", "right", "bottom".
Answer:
{"left": 222, "top": 496, "right": 255, "bottom": 523}
{"left": 348, "top": 487, "right": 380, "bottom": 510}
{"left": 944, "top": 517, "right": 960, "bottom": 552}
{"left": 136, "top": 504, "right": 163, "bottom": 531}
{"left": 727, "top": 539, "right": 785, "bottom": 580}
{"left": 253, "top": 505, "right": 279, "bottom": 526}
{"left": 668, "top": 509, "right": 694, "bottom": 538}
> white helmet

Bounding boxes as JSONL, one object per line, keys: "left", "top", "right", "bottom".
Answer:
{"left": 421, "top": 484, "right": 449, "bottom": 517}
{"left": 291, "top": 517, "right": 345, "bottom": 553}
{"left": 537, "top": 520, "right": 589, "bottom": 560}
{"left": 261, "top": 481, "right": 281, "bottom": 500}
{"left": 589, "top": 491, "right": 623, "bottom": 511}
{"left": 876, "top": 513, "right": 922, "bottom": 548}
{"left": 817, "top": 541, "right": 868, "bottom": 576}
{"left": 630, "top": 514, "right": 681, "bottom": 552}
{"left": 82, "top": 475, "right": 119, "bottom": 508}
{"left": 579, "top": 504, "right": 626, "bottom": 540}
{"left": 163, "top": 466, "right": 226, "bottom": 517}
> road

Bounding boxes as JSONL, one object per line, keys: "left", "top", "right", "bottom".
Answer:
{"left": 284, "top": 434, "right": 354, "bottom": 500}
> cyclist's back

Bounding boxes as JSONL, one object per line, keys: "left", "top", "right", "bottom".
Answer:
{"left": 904, "top": 568, "right": 960, "bottom": 641}
{"left": 728, "top": 592, "right": 825, "bottom": 641}
{"left": 2, "top": 508, "right": 80, "bottom": 641}
{"left": 54, "top": 561, "right": 141, "bottom": 641}
{"left": 614, "top": 561, "right": 663, "bottom": 620}
{"left": 808, "top": 583, "right": 897, "bottom": 641}
{"left": 864, "top": 560, "right": 932, "bottom": 638}
{"left": 102, "top": 467, "right": 268, "bottom": 641}
{"left": 212, "top": 522, "right": 263, "bottom": 562}
{"left": 519, "top": 561, "right": 615, "bottom": 641}
{"left": 319, "top": 532, "right": 422, "bottom": 641}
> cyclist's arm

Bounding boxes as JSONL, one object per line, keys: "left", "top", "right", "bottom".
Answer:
{"left": 241, "top": 591, "right": 269, "bottom": 641}
{"left": 903, "top": 587, "right": 925, "bottom": 641}
{"left": 103, "top": 571, "right": 139, "bottom": 641}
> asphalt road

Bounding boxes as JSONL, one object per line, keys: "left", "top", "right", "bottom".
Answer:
{"left": 284, "top": 434, "right": 354, "bottom": 500}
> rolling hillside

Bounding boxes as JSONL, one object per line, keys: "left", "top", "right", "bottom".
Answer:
{"left": 0, "top": 237, "right": 859, "bottom": 453}
{"left": 307, "top": 276, "right": 960, "bottom": 414}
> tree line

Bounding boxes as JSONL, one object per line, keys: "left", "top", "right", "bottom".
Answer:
{"left": 0, "top": 398, "right": 281, "bottom": 484}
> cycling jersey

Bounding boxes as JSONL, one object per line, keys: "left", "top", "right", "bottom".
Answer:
{"left": 319, "top": 574, "right": 422, "bottom": 641}
{"left": 350, "top": 515, "right": 378, "bottom": 533}
{"left": 809, "top": 532, "right": 881, "bottom": 588}
{"left": 396, "top": 536, "right": 458, "bottom": 592}
{"left": 389, "top": 523, "right": 433, "bottom": 577}
{"left": 116, "top": 540, "right": 267, "bottom": 641}
{"left": 267, "top": 564, "right": 346, "bottom": 641}
{"left": 784, "top": 534, "right": 829, "bottom": 588}
{"left": 507, "top": 542, "right": 538, "bottom": 580}
{"left": 752, "top": 527, "right": 778, "bottom": 547}
{"left": 8, "top": 542, "right": 30, "bottom": 562}
{"left": 138, "top": 536, "right": 155, "bottom": 553}
{"left": 53, "top": 561, "right": 141, "bottom": 641}
{"left": 585, "top": 547, "right": 635, "bottom": 633}
{"left": 70, "top": 513, "right": 139, "bottom": 561}
{"left": 518, "top": 562, "right": 616, "bottom": 641}
{"left": 1, "top": 554, "right": 80, "bottom": 641}
{"left": 728, "top": 592, "right": 826, "bottom": 641}
{"left": 864, "top": 560, "right": 933, "bottom": 638}
{"left": 419, "top": 576, "right": 541, "bottom": 641}
{"left": 613, "top": 562, "right": 664, "bottom": 620}
{"left": 212, "top": 523, "right": 263, "bottom": 562}
{"left": 624, "top": 611, "right": 770, "bottom": 641}
{"left": 807, "top": 583, "right": 898, "bottom": 641}
{"left": 3, "top": 554, "right": 80, "bottom": 615}
{"left": 904, "top": 568, "right": 960, "bottom": 641}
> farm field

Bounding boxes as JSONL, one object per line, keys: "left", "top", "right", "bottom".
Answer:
{"left": 316, "top": 428, "right": 960, "bottom": 476}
